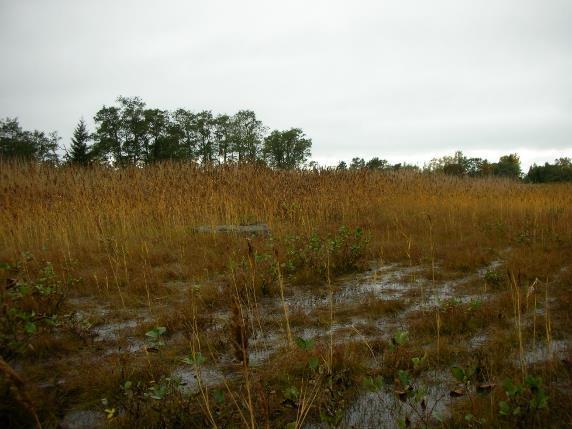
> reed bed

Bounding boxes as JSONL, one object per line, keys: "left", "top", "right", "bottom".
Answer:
{"left": 2, "top": 161, "right": 570, "bottom": 275}
{"left": 1, "top": 160, "right": 572, "bottom": 428}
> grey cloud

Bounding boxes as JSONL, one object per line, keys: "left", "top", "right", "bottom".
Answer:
{"left": 1, "top": 0, "right": 571, "bottom": 169}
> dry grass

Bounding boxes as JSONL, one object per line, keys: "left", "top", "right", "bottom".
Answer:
{"left": 1, "top": 160, "right": 572, "bottom": 428}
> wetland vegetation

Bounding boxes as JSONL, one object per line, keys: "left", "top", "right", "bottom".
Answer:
{"left": 1, "top": 161, "right": 571, "bottom": 428}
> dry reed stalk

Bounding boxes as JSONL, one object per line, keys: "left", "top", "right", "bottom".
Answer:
{"left": 327, "top": 249, "right": 334, "bottom": 374}
{"left": 141, "top": 241, "right": 153, "bottom": 314}
{"left": 545, "top": 276, "right": 552, "bottom": 361}
{"left": 350, "top": 325, "right": 379, "bottom": 367}
{"left": 436, "top": 310, "right": 441, "bottom": 365}
{"left": 228, "top": 270, "right": 256, "bottom": 429}
{"left": 222, "top": 379, "right": 251, "bottom": 429}
{"left": 274, "top": 249, "right": 293, "bottom": 348}
{"left": 294, "top": 378, "right": 322, "bottom": 429}
{"left": 527, "top": 278, "right": 539, "bottom": 351}
{"left": 246, "top": 240, "right": 263, "bottom": 336}
{"left": 426, "top": 214, "right": 435, "bottom": 289}
{"left": 509, "top": 271, "right": 526, "bottom": 379}
{"left": 189, "top": 289, "right": 218, "bottom": 429}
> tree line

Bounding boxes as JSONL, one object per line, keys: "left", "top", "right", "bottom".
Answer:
{"left": 1, "top": 96, "right": 312, "bottom": 169}
{"left": 426, "top": 151, "right": 522, "bottom": 179}
{"left": 335, "top": 151, "right": 572, "bottom": 183}
{"left": 526, "top": 158, "right": 572, "bottom": 183}
{"left": 1, "top": 99, "right": 570, "bottom": 182}
{"left": 0, "top": 118, "right": 59, "bottom": 163}
{"left": 335, "top": 151, "right": 522, "bottom": 179}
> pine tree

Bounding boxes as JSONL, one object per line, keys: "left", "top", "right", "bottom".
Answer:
{"left": 67, "top": 119, "right": 92, "bottom": 165}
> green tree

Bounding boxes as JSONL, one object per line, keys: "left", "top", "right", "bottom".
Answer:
{"left": 263, "top": 128, "right": 312, "bottom": 169}
{"left": 229, "top": 110, "right": 266, "bottom": 162}
{"left": 494, "top": 154, "right": 521, "bottom": 179}
{"left": 527, "top": 158, "right": 572, "bottom": 183}
{"left": 118, "top": 96, "right": 147, "bottom": 164}
{"left": 194, "top": 110, "right": 217, "bottom": 164}
{"left": 0, "top": 118, "right": 36, "bottom": 160}
{"left": 366, "top": 157, "right": 389, "bottom": 170}
{"left": 214, "top": 114, "right": 231, "bottom": 163}
{"left": 428, "top": 151, "right": 468, "bottom": 175}
{"left": 350, "top": 157, "right": 365, "bottom": 169}
{"left": 0, "top": 118, "right": 59, "bottom": 163}
{"left": 465, "top": 157, "right": 486, "bottom": 176}
{"left": 93, "top": 105, "right": 123, "bottom": 165}
{"left": 143, "top": 108, "right": 180, "bottom": 162}
{"left": 66, "top": 119, "right": 92, "bottom": 165}
{"left": 93, "top": 97, "right": 150, "bottom": 166}
{"left": 171, "top": 108, "right": 199, "bottom": 161}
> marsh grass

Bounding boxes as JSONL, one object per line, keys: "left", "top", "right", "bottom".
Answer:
{"left": 1, "top": 161, "right": 572, "bottom": 427}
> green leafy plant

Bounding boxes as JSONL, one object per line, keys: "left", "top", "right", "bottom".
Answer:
{"left": 285, "top": 226, "right": 370, "bottom": 281}
{"left": 147, "top": 382, "right": 168, "bottom": 400}
{"left": 394, "top": 330, "right": 409, "bottom": 346}
{"left": 394, "top": 369, "right": 437, "bottom": 427}
{"left": 390, "top": 330, "right": 409, "bottom": 352}
{"left": 0, "top": 256, "right": 72, "bottom": 357}
{"left": 308, "top": 356, "right": 320, "bottom": 370}
{"left": 498, "top": 375, "right": 548, "bottom": 426}
{"left": 451, "top": 366, "right": 476, "bottom": 385}
{"left": 363, "top": 375, "right": 384, "bottom": 392}
{"left": 282, "top": 385, "right": 300, "bottom": 403}
{"left": 182, "top": 351, "right": 206, "bottom": 366}
{"left": 212, "top": 388, "right": 225, "bottom": 405}
{"left": 468, "top": 299, "right": 482, "bottom": 311}
{"left": 449, "top": 364, "right": 497, "bottom": 426}
{"left": 294, "top": 336, "right": 320, "bottom": 370}
{"left": 411, "top": 354, "right": 427, "bottom": 370}
{"left": 295, "top": 336, "right": 315, "bottom": 351}
{"left": 145, "top": 326, "right": 166, "bottom": 348}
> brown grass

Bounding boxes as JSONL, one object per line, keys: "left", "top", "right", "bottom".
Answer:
{"left": 1, "top": 160, "right": 572, "bottom": 428}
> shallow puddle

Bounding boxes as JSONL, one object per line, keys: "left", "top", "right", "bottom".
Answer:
{"left": 172, "top": 366, "right": 227, "bottom": 394}
{"left": 521, "top": 339, "right": 571, "bottom": 365}
{"left": 60, "top": 258, "right": 510, "bottom": 428}
{"left": 307, "top": 370, "right": 454, "bottom": 429}
{"left": 60, "top": 410, "right": 105, "bottom": 429}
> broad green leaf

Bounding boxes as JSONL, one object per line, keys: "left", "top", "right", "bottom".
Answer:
{"left": 146, "top": 326, "right": 167, "bottom": 339}
{"left": 525, "top": 374, "right": 542, "bottom": 391}
{"left": 502, "top": 378, "right": 521, "bottom": 397}
{"left": 212, "top": 388, "right": 225, "bottom": 404}
{"left": 393, "top": 330, "right": 409, "bottom": 346}
{"left": 411, "top": 354, "right": 426, "bottom": 369}
{"left": 182, "top": 352, "right": 206, "bottom": 366}
{"left": 308, "top": 356, "right": 319, "bottom": 370}
{"left": 295, "top": 336, "right": 315, "bottom": 350}
{"left": 24, "top": 321, "right": 37, "bottom": 334}
{"left": 363, "top": 375, "right": 384, "bottom": 392}
{"left": 451, "top": 366, "right": 465, "bottom": 382}
{"left": 498, "top": 401, "right": 510, "bottom": 416}
{"left": 283, "top": 386, "right": 299, "bottom": 402}
{"left": 149, "top": 384, "right": 167, "bottom": 400}
{"left": 398, "top": 370, "right": 411, "bottom": 387}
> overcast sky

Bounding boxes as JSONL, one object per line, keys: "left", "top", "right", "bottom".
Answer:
{"left": 1, "top": 0, "right": 571, "bottom": 168}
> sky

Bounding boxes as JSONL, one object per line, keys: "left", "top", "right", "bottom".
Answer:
{"left": 1, "top": 0, "right": 571, "bottom": 169}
